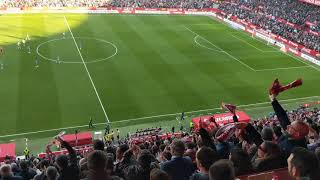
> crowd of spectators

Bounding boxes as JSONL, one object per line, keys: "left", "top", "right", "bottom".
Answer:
{"left": 1, "top": 0, "right": 319, "bottom": 52}
{"left": 218, "top": 0, "right": 320, "bottom": 52}
{"left": 227, "top": 0, "right": 320, "bottom": 26}
{"left": 0, "top": 0, "right": 108, "bottom": 8}
{"left": 103, "top": 0, "right": 214, "bottom": 9}
{"left": 0, "top": 0, "right": 214, "bottom": 9}
{"left": 0, "top": 91, "right": 320, "bottom": 180}
{"left": 0, "top": 0, "right": 319, "bottom": 179}
{"left": 130, "top": 127, "right": 162, "bottom": 138}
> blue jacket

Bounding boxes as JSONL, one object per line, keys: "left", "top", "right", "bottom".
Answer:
{"left": 161, "top": 156, "right": 196, "bottom": 180}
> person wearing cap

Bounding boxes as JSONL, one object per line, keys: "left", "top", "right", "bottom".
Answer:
{"left": 269, "top": 93, "right": 309, "bottom": 158}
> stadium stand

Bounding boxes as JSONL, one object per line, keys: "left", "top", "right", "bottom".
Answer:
{"left": 0, "top": 93, "right": 319, "bottom": 180}
{"left": 0, "top": 0, "right": 215, "bottom": 9}
{"left": 218, "top": 0, "right": 320, "bottom": 52}
{"left": 0, "top": 0, "right": 320, "bottom": 180}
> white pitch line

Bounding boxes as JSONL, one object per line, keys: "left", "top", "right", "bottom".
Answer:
{"left": 194, "top": 35, "right": 223, "bottom": 52}
{"left": 233, "top": 33, "right": 277, "bottom": 52}
{"left": 185, "top": 26, "right": 224, "bottom": 51}
{"left": 252, "top": 36, "right": 320, "bottom": 72}
{"left": 286, "top": 52, "right": 320, "bottom": 72}
{"left": 0, "top": 95, "right": 318, "bottom": 138}
{"left": 187, "top": 23, "right": 219, "bottom": 26}
{"left": 207, "top": 16, "right": 318, "bottom": 70}
{"left": 63, "top": 16, "right": 110, "bottom": 123}
{"left": 36, "top": 37, "right": 118, "bottom": 64}
{"left": 230, "top": 34, "right": 266, "bottom": 52}
{"left": 255, "top": 66, "right": 312, "bottom": 72}
{"left": 100, "top": 95, "right": 320, "bottom": 123}
{"left": 184, "top": 26, "right": 256, "bottom": 71}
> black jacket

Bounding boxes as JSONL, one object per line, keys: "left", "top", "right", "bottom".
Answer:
{"left": 17, "top": 169, "right": 37, "bottom": 180}
{"left": 57, "top": 141, "right": 80, "bottom": 180}
{"left": 33, "top": 172, "right": 47, "bottom": 180}
{"left": 233, "top": 115, "right": 263, "bottom": 148}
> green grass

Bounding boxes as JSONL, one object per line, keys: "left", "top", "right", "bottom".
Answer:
{"left": 0, "top": 14, "right": 319, "bottom": 152}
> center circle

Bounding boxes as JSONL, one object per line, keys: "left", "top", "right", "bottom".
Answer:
{"left": 36, "top": 37, "right": 118, "bottom": 64}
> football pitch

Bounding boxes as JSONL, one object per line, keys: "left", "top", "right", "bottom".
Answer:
{"left": 0, "top": 14, "right": 320, "bottom": 138}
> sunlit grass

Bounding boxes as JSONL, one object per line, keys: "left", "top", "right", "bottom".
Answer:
{"left": 0, "top": 14, "right": 88, "bottom": 45}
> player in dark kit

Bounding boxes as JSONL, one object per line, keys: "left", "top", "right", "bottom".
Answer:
{"left": 180, "top": 112, "right": 185, "bottom": 120}
{"left": 105, "top": 123, "right": 110, "bottom": 134}
{"left": 88, "top": 117, "right": 94, "bottom": 129}
{"left": 0, "top": 47, "right": 4, "bottom": 56}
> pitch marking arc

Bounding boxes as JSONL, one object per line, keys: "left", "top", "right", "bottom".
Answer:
{"left": 36, "top": 37, "right": 118, "bottom": 64}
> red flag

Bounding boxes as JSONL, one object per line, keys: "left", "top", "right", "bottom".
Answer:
{"left": 279, "top": 78, "right": 302, "bottom": 92}
{"left": 269, "top": 78, "right": 302, "bottom": 95}
{"left": 222, "top": 102, "right": 236, "bottom": 115}
{"left": 269, "top": 78, "right": 282, "bottom": 95}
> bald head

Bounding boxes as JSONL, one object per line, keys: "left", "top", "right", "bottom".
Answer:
{"left": 288, "top": 121, "right": 309, "bottom": 140}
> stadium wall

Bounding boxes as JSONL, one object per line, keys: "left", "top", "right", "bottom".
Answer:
{"left": 0, "top": 7, "right": 319, "bottom": 65}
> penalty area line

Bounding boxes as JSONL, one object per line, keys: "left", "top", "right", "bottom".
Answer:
{"left": 230, "top": 34, "right": 265, "bottom": 53}
{"left": 251, "top": 35, "right": 320, "bottom": 72}
{"left": 184, "top": 25, "right": 256, "bottom": 71}
{"left": 0, "top": 95, "right": 318, "bottom": 138}
{"left": 194, "top": 35, "right": 223, "bottom": 53}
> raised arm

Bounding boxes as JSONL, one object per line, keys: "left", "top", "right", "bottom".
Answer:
{"left": 233, "top": 115, "right": 238, "bottom": 123}
{"left": 244, "top": 123, "right": 263, "bottom": 147}
{"left": 270, "top": 95, "right": 290, "bottom": 130}
{"left": 58, "top": 137, "right": 77, "bottom": 165}
{"left": 234, "top": 113, "right": 263, "bottom": 146}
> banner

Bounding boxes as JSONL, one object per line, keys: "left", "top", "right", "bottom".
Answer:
{"left": 192, "top": 111, "right": 251, "bottom": 132}
{"left": 308, "top": 29, "right": 320, "bottom": 36}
